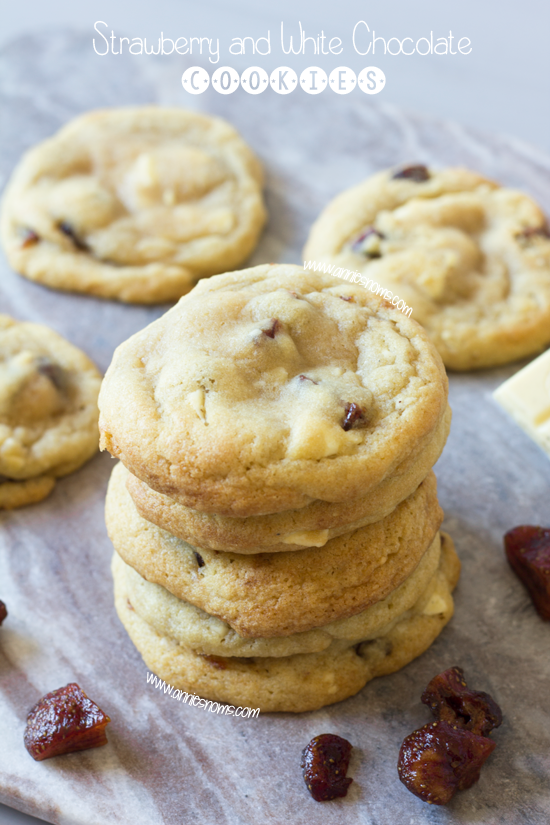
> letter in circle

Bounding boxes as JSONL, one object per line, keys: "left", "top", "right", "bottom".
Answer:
{"left": 300, "top": 66, "right": 327, "bottom": 94}
{"left": 329, "top": 67, "right": 356, "bottom": 94}
{"left": 241, "top": 66, "right": 268, "bottom": 95}
{"left": 181, "top": 66, "right": 210, "bottom": 95}
{"left": 270, "top": 67, "right": 297, "bottom": 94}
{"left": 212, "top": 66, "right": 240, "bottom": 95}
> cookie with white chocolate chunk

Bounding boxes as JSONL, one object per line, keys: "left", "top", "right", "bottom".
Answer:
{"left": 124, "top": 405, "right": 450, "bottom": 552}
{"left": 106, "top": 462, "right": 443, "bottom": 638}
{"left": 113, "top": 531, "right": 447, "bottom": 658}
{"left": 99, "top": 264, "right": 449, "bottom": 517}
{"left": 113, "top": 532, "right": 460, "bottom": 713}
{"left": 1, "top": 108, "right": 266, "bottom": 303}
{"left": 303, "top": 165, "right": 550, "bottom": 370}
{"left": 0, "top": 315, "right": 101, "bottom": 508}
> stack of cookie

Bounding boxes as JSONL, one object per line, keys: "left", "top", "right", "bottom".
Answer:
{"left": 101, "top": 264, "right": 460, "bottom": 712}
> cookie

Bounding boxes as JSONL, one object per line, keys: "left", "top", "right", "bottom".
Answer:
{"left": 113, "top": 532, "right": 460, "bottom": 712}
{"left": 303, "top": 165, "right": 550, "bottom": 370}
{"left": 1, "top": 108, "right": 266, "bottom": 304}
{"left": 0, "top": 315, "right": 101, "bottom": 508}
{"left": 125, "top": 406, "right": 450, "bottom": 552}
{"left": 105, "top": 461, "right": 443, "bottom": 637}
{"left": 99, "top": 264, "right": 449, "bottom": 517}
{"left": 114, "top": 531, "right": 445, "bottom": 657}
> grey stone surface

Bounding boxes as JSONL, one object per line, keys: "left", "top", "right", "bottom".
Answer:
{"left": 1, "top": 30, "right": 550, "bottom": 825}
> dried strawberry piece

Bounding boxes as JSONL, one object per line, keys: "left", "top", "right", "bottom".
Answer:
{"left": 58, "top": 221, "right": 89, "bottom": 252}
{"left": 421, "top": 666, "right": 502, "bottom": 737}
{"left": 516, "top": 225, "right": 550, "bottom": 241}
{"left": 0, "top": 600, "right": 7, "bottom": 625}
{"left": 200, "top": 654, "right": 228, "bottom": 670}
{"left": 342, "top": 402, "right": 367, "bottom": 431}
{"left": 392, "top": 165, "right": 430, "bottom": 182}
{"left": 24, "top": 683, "right": 110, "bottom": 761}
{"left": 301, "top": 733, "right": 353, "bottom": 801}
{"left": 504, "top": 525, "right": 550, "bottom": 620}
{"left": 262, "top": 318, "right": 281, "bottom": 339}
{"left": 298, "top": 374, "right": 318, "bottom": 385}
{"left": 35, "top": 357, "right": 67, "bottom": 391}
{"left": 398, "top": 721, "right": 495, "bottom": 805}
{"left": 20, "top": 229, "right": 40, "bottom": 249}
{"left": 351, "top": 227, "right": 384, "bottom": 257}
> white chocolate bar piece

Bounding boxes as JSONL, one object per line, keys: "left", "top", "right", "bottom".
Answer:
{"left": 493, "top": 349, "right": 550, "bottom": 457}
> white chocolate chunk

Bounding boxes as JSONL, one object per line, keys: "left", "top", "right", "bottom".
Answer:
{"left": 281, "top": 529, "right": 330, "bottom": 547}
{"left": 493, "top": 349, "right": 550, "bottom": 456}
{"left": 421, "top": 592, "right": 447, "bottom": 616}
{"left": 187, "top": 389, "right": 206, "bottom": 422}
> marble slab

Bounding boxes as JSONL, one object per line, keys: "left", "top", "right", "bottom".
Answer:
{"left": 1, "top": 30, "right": 550, "bottom": 825}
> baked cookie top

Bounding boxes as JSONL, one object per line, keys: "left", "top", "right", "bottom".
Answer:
{"left": 106, "top": 461, "right": 443, "bottom": 637}
{"left": 1, "top": 107, "right": 266, "bottom": 303}
{"left": 0, "top": 315, "right": 101, "bottom": 486}
{"left": 303, "top": 165, "right": 550, "bottom": 370}
{"left": 99, "top": 264, "right": 448, "bottom": 517}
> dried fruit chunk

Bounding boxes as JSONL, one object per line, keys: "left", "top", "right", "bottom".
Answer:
{"left": 392, "top": 165, "right": 430, "bottom": 182}
{"left": 20, "top": 228, "right": 40, "bottom": 248}
{"left": 35, "top": 357, "right": 68, "bottom": 391}
{"left": 262, "top": 318, "right": 281, "bottom": 339}
{"left": 58, "top": 221, "right": 89, "bottom": 251}
{"left": 0, "top": 600, "right": 7, "bottom": 625}
{"left": 301, "top": 733, "right": 353, "bottom": 801}
{"left": 421, "top": 666, "right": 502, "bottom": 737}
{"left": 398, "top": 721, "right": 495, "bottom": 805}
{"left": 24, "top": 683, "right": 110, "bottom": 761}
{"left": 351, "top": 227, "right": 384, "bottom": 257}
{"left": 516, "top": 225, "right": 550, "bottom": 243}
{"left": 342, "top": 402, "right": 367, "bottom": 431}
{"left": 200, "top": 654, "right": 228, "bottom": 670}
{"left": 504, "top": 525, "right": 550, "bottom": 620}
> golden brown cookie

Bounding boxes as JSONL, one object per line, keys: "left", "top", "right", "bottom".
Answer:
{"left": 1, "top": 108, "right": 266, "bottom": 303}
{"left": 114, "top": 531, "right": 443, "bottom": 657}
{"left": 125, "top": 406, "right": 450, "bottom": 552}
{"left": 0, "top": 314, "right": 101, "bottom": 508}
{"left": 99, "top": 264, "right": 449, "bottom": 516}
{"left": 114, "top": 533, "right": 460, "bottom": 712}
{"left": 303, "top": 165, "right": 550, "bottom": 370}
{"left": 105, "top": 461, "right": 443, "bottom": 637}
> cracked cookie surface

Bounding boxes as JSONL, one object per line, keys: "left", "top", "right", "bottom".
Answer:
{"left": 303, "top": 166, "right": 550, "bottom": 370}
{"left": 1, "top": 107, "right": 266, "bottom": 303}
